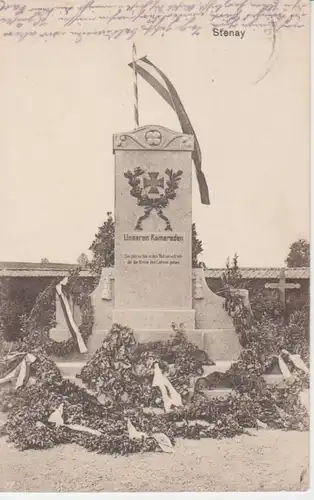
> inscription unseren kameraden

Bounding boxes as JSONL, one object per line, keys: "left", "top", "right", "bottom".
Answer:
{"left": 122, "top": 232, "right": 184, "bottom": 265}
{"left": 123, "top": 233, "right": 184, "bottom": 242}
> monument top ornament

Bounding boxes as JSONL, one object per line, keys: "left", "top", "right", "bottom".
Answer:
{"left": 113, "top": 125, "right": 194, "bottom": 152}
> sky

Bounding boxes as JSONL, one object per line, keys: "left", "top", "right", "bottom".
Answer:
{"left": 0, "top": 6, "right": 310, "bottom": 268}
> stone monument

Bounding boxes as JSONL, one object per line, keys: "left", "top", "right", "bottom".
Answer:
{"left": 113, "top": 125, "right": 194, "bottom": 331}
{"left": 87, "top": 125, "right": 242, "bottom": 361}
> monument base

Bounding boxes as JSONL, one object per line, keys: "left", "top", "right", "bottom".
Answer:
{"left": 112, "top": 309, "right": 195, "bottom": 330}
{"left": 87, "top": 327, "right": 241, "bottom": 361}
{"left": 51, "top": 267, "right": 242, "bottom": 362}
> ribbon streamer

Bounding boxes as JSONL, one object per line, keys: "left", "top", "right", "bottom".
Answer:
{"left": 128, "top": 56, "right": 210, "bottom": 205}
{"left": 0, "top": 353, "right": 37, "bottom": 388}
{"left": 56, "top": 277, "right": 88, "bottom": 354}
{"left": 152, "top": 363, "right": 182, "bottom": 412}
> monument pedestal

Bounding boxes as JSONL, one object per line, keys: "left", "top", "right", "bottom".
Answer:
{"left": 112, "top": 309, "right": 195, "bottom": 330}
{"left": 88, "top": 267, "right": 241, "bottom": 361}
{"left": 86, "top": 327, "right": 240, "bottom": 361}
{"left": 132, "top": 328, "right": 240, "bottom": 361}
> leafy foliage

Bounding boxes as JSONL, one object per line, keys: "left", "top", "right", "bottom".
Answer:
{"left": 0, "top": 240, "right": 309, "bottom": 454}
{"left": 0, "top": 279, "right": 50, "bottom": 341}
{"left": 17, "top": 270, "right": 94, "bottom": 357}
{"left": 77, "top": 253, "right": 89, "bottom": 267}
{"left": 221, "top": 254, "right": 241, "bottom": 288}
{"left": 285, "top": 239, "right": 310, "bottom": 267}
{"left": 0, "top": 280, "right": 23, "bottom": 340}
{"left": 89, "top": 212, "right": 115, "bottom": 274}
{"left": 219, "top": 252, "right": 309, "bottom": 354}
{"left": 80, "top": 323, "right": 214, "bottom": 409}
{"left": 1, "top": 323, "right": 308, "bottom": 454}
{"left": 219, "top": 255, "right": 252, "bottom": 334}
{"left": 212, "top": 249, "right": 310, "bottom": 426}
{"left": 249, "top": 289, "right": 284, "bottom": 322}
{"left": 192, "top": 223, "right": 203, "bottom": 268}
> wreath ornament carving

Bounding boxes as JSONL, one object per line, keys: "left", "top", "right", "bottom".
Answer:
{"left": 124, "top": 167, "right": 183, "bottom": 231}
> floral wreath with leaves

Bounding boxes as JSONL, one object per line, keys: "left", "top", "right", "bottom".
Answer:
{"left": 20, "top": 269, "right": 95, "bottom": 357}
{"left": 124, "top": 167, "right": 183, "bottom": 231}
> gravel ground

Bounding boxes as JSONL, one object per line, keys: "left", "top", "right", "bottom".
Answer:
{"left": 0, "top": 430, "right": 309, "bottom": 492}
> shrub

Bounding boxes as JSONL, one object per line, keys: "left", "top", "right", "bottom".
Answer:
{"left": 0, "top": 279, "right": 52, "bottom": 341}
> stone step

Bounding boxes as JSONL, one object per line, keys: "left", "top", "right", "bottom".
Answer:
{"left": 56, "top": 358, "right": 284, "bottom": 387}
{"left": 61, "top": 372, "right": 234, "bottom": 401}
{"left": 262, "top": 374, "right": 284, "bottom": 384}
{"left": 201, "top": 361, "right": 232, "bottom": 375}
{"left": 52, "top": 352, "right": 91, "bottom": 363}
{"left": 56, "top": 360, "right": 233, "bottom": 378}
{"left": 88, "top": 329, "right": 241, "bottom": 360}
{"left": 62, "top": 376, "right": 99, "bottom": 399}
{"left": 201, "top": 362, "right": 284, "bottom": 383}
{"left": 56, "top": 361, "right": 86, "bottom": 378}
{"left": 56, "top": 373, "right": 285, "bottom": 405}
{"left": 200, "top": 388, "right": 235, "bottom": 399}
{"left": 62, "top": 375, "right": 87, "bottom": 389}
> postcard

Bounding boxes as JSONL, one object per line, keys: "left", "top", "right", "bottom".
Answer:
{"left": 0, "top": 0, "right": 310, "bottom": 493}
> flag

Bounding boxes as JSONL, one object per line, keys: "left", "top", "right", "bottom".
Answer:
{"left": 128, "top": 56, "right": 210, "bottom": 206}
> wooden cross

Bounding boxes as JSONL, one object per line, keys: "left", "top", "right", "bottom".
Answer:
{"left": 265, "top": 268, "right": 300, "bottom": 311}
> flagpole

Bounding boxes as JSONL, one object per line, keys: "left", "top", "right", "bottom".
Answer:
{"left": 132, "top": 43, "right": 139, "bottom": 128}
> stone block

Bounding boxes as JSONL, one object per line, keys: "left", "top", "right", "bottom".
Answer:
{"left": 112, "top": 309, "right": 195, "bottom": 330}
{"left": 89, "top": 268, "right": 114, "bottom": 332}
{"left": 113, "top": 125, "right": 195, "bottom": 330}
{"left": 192, "top": 269, "right": 234, "bottom": 329}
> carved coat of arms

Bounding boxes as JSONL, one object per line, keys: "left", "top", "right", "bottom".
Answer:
{"left": 124, "top": 167, "right": 183, "bottom": 231}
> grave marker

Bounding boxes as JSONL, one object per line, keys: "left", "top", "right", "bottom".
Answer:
{"left": 264, "top": 268, "right": 300, "bottom": 314}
